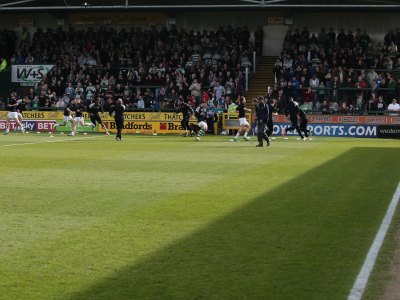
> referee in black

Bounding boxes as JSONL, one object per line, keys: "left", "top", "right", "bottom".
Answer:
{"left": 255, "top": 96, "right": 271, "bottom": 147}
{"left": 110, "top": 98, "right": 126, "bottom": 141}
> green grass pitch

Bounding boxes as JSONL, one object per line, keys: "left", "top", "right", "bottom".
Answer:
{"left": 0, "top": 133, "right": 399, "bottom": 300}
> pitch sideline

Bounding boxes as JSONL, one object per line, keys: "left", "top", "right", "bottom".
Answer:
{"left": 0, "top": 134, "right": 106, "bottom": 147}
{"left": 348, "top": 182, "right": 400, "bottom": 300}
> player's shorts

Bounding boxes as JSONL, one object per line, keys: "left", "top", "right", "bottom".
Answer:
{"left": 239, "top": 117, "right": 249, "bottom": 126}
{"left": 63, "top": 115, "right": 73, "bottom": 123}
{"left": 91, "top": 114, "right": 102, "bottom": 125}
{"left": 198, "top": 121, "right": 208, "bottom": 131}
{"left": 7, "top": 112, "right": 18, "bottom": 119}
{"left": 74, "top": 116, "right": 84, "bottom": 124}
{"left": 17, "top": 112, "right": 23, "bottom": 120}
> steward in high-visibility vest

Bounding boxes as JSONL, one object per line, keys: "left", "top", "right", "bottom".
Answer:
{"left": 0, "top": 58, "right": 7, "bottom": 72}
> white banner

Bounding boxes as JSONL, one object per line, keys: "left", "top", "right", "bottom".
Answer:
{"left": 11, "top": 64, "right": 54, "bottom": 83}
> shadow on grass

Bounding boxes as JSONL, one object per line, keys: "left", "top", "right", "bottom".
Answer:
{"left": 71, "top": 148, "right": 399, "bottom": 300}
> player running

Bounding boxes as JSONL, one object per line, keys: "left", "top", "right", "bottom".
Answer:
{"left": 175, "top": 96, "right": 195, "bottom": 137}
{"left": 298, "top": 107, "right": 312, "bottom": 140}
{"left": 88, "top": 97, "right": 110, "bottom": 135}
{"left": 54, "top": 99, "right": 74, "bottom": 133}
{"left": 69, "top": 97, "right": 95, "bottom": 136}
{"left": 3, "top": 92, "right": 25, "bottom": 134}
{"left": 233, "top": 96, "right": 251, "bottom": 141}
{"left": 16, "top": 96, "right": 28, "bottom": 129}
{"left": 282, "top": 97, "right": 305, "bottom": 140}
{"left": 194, "top": 101, "right": 208, "bottom": 141}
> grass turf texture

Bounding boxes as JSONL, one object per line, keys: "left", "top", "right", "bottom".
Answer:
{"left": 0, "top": 133, "right": 399, "bottom": 300}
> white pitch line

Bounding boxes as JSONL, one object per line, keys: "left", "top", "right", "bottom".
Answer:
{"left": 348, "top": 182, "right": 400, "bottom": 300}
{"left": 0, "top": 135, "right": 104, "bottom": 147}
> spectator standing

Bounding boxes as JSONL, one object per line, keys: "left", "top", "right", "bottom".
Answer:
{"left": 64, "top": 82, "right": 75, "bottom": 102}
{"left": 136, "top": 92, "right": 145, "bottom": 109}
{"left": 213, "top": 81, "right": 225, "bottom": 105}
{"left": 85, "top": 82, "right": 96, "bottom": 103}
{"left": 189, "top": 78, "right": 201, "bottom": 106}
{"left": 309, "top": 74, "right": 319, "bottom": 109}
{"left": 122, "top": 85, "right": 133, "bottom": 103}
{"left": 355, "top": 95, "right": 365, "bottom": 113}
{"left": 56, "top": 97, "right": 66, "bottom": 110}
{"left": 354, "top": 75, "right": 367, "bottom": 100}
{"left": 30, "top": 96, "right": 40, "bottom": 111}
{"left": 75, "top": 82, "right": 85, "bottom": 99}
{"left": 224, "top": 77, "right": 236, "bottom": 100}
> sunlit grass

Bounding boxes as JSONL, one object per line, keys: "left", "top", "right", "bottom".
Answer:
{"left": 0, "top": 133, "right": 399, "bottom": 299}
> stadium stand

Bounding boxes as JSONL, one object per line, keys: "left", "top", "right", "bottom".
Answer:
{"left": 2, "top": 26, "right": 253, "bottom": 112}
{"left": 269, "top": 27, "right": 400, "bottom": 115}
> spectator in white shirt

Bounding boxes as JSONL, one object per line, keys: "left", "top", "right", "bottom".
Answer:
{"left": 387, "top": 98, "right": 400, "bottom": 115}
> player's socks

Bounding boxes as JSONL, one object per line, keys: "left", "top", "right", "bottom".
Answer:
{"left": 197, "top": 129, "right": 205, "bottom": 137}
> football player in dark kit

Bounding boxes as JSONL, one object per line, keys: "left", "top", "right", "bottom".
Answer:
{"left": 109, "top": 98, "right": 126, "bottom": 141}
{"left": 69, "top": 97, "right": 95, "bottom": 136}
{"left": 175, "top": 96, "right": 194, "bottom": 137}
{"left": 88, "top": 97, "right": 110, "bottom": 135}
{"left": 3, "top": 92, "right": 25, "bottom": 134}
{"left": 233, "top": 96, "right": 251, "bottom": 141}
{"left": 282, "top": 97, "right": 305, "bottom": 140}
{"left": 255, "top": 96, "right": 271, "bottom": 147}
{"left": 299, "top": 107, "right": 312, "bottom": 140}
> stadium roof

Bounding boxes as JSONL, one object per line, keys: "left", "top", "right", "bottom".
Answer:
{"left": 0, "top": 0, "right": 400, "bottom": 11}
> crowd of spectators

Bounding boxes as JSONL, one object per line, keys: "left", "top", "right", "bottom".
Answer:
{"left": 271, "top": 27, "right": 400, "bottom": 115}
{"left": 3, "top": 24, "right": 400, "bottom": 116}
{"left": 2, "top": 25, "right": 254, "bottom": 113}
